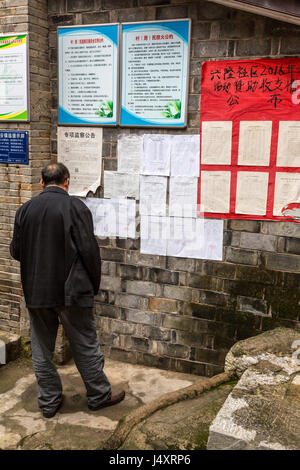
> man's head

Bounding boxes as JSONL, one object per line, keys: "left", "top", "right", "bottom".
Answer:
{"left": 41, "top": 162, "right": 70, "bottom": 191}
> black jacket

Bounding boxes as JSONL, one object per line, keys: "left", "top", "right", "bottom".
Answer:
{"left": 10, "top": 186, "right": 101, "bottom": 308}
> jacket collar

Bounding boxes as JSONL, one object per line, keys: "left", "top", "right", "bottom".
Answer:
{"left": 41, "top": 186, "right": 69, "bottom": 196}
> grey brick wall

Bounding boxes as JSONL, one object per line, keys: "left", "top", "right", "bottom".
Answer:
{"left": 47, "top": 0, "right": 300, "bottom": 376}
{"left": 1, "top": 0, "right": 297, "bottom": 375}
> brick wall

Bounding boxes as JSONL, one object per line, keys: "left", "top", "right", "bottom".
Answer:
{"left": 2, "top": 0, "right": 298, "bottom": 375}
{"left": 47, "top": 0, "right": 300, "bottom": 376}
{"left": 0, "top": 0, "right": 51, "bottom": 334}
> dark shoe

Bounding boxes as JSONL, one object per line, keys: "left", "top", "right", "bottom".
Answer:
{"left": 88, "top": 389, "right": 125, "bottom": 411}
{"left": 42, "top": 396, "right": 63, "bottom": 419}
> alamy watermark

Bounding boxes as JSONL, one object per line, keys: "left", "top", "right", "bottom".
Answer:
{"left": 0, "top": 339, "right": 5, "bottom": 365}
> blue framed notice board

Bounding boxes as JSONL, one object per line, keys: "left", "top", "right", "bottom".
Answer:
{"left": 0, "top": 131, "right": 29, "bottom": 164}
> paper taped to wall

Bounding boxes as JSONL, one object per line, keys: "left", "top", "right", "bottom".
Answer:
{"left": 117, "top": 134, "right": 143, "bottom": 174}
{"left": 104, "top": 171, "right": 140, "bottom": 199}
{"left": 83, "top": 197, "right": 136, "bottom": 238}
{"left": 58, "top": 127, "right": 102, "bottom": 197}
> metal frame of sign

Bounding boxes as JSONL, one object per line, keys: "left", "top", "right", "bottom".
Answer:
{"left": 120, "top": 19, "right": 191, "bottom": 129}
{"left": 0, "top": 32, "right": 30, "bottom": 122}
{"left": 57, "top": 23, "right": 120, "bottom": 127}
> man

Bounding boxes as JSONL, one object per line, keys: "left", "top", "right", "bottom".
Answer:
{"left": 10, "top": 162, "right": 125, "bottom": 418}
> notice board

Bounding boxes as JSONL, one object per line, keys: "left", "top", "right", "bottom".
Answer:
{"left": 0, "top": 34, "right": 29, "bottom": 122}
{"left": 58, "top": 24, "right": 119, "bottom": 126}
{"left": 199, "top": 58, "right": 300, "bottom": 221}
{"left": 0, "top": 130, "right": 28, "bottom": 164}
{"left": 120, "top": 19, "right": 190, "bottom": 128}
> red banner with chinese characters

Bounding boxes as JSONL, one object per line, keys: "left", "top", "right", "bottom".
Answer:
{"left": 198, "top": 58, "right": 300, "bottom": 222}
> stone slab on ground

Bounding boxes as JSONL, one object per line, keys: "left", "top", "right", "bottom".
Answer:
{"left": 120, "top": 383, "right": 235, "bottom": 451}
{"left": 208, "top": 328, "right": 300, "bottom": 450}
{"left": 0, "top": 331, "right": 21, "bottom": 365}
{"left": 0, "top": 357, "right": 203, "bottom": 450}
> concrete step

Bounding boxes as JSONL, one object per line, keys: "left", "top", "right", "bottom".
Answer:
{"left": 0, "top": 331, "right": 21, "bottom": 365}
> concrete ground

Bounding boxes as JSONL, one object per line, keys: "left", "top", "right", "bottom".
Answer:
{"left": 0, "top": 357, "right": 206, "bottom": 450}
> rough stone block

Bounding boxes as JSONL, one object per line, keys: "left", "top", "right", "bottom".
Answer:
{"left": 157, "top": 341, "right": 189, "bottom": 359}
{"left": 285, "top": 238, "right": 300, "bottom": 255}
{"left": 225, "top": 247, "right": 258, "bottom": 266}
{"left": 236, "top": 38, "right": 271, "bottom": 56}
{"left": 163, "top": 314, "right": 194, "bottom": 332}
{"left": 281, "top": 36, "right": 300, "bottom": 54}
{"left": 156, "top": 5, "right": 187, "bottom": 20}
{"left": 191, "top": 22, "right": 211, "bottom": 39}
{"left": 219, "top": 20, "right": 255, "bottom": 39}
{"left": 109, "top": 347, "right": 137, "bottom": 364}
{"left": 95, "top": 303, "right": 120, "bottom": 319}
{"left": 148, "top": 297, "right": 177, "bottom": 313}
{"left": 100, "top": 275, "right": 121, "bottom": 292}
{"left": 100, "top": 247, "right": 124, "bottom": 262}
{"left": 261, "top": 221, "right": 300, "bottom": 238}
{"left": 264, "top": 253, "right": 300, "bottom": 272}
{"left": 126, "top": 280, "right": 162, "bottom": 297}
{"left": 115, "top": 293, "right": 148, "bottom": 310}
{"left": 66, "top": 0, "right": 93, "bottom": 11}
{"left": 142, "top": 325, "right": 171, "bottom": 341}
{"left": 125, "top": 308, "right": 162, "bottom": 327}
{"left": 239, "top": 232, "right": 277, "bottom": 252}
{"left": 198, "top": 1, "right": 231, "bottom": 20}
{"left": 119, "top": 264, "right": 142, "bottom": 280}
{"left": 150, "top": 268, "right": 179, "bottom": 285}
{"left": 163, "top": 285, "right": 192, "bottom": 302}
{"left": 190, "top": 347, "right": 227, "bottom": 365}
{"left": 199, "top": 290, "right": 229, "bottom": 307}
{"left": 102, "top": 0, "right": 133, "bottom": 9}
{"left": 194, "top": 40, "right": 228, "bottom": 58}
{"left": 235, "top": 265, "right": 275, "bottom": 284}
{"left": 167, "top": 256, "right": 195, "bottom": 272}
{"left": 237, "top": 296, "right": 268, "bottom": 316}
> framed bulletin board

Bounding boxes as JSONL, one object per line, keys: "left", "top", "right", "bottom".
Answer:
{"left": 199, "top": 58, "right": 300, "bottom": 221}
{"left": 120, "top": 19, "right": 191, "bottom": 128}
{"left": 58, "top": 24, "right": 119, "bottom": 126}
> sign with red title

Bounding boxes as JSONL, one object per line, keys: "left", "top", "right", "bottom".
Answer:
{"left": 198, "top": 58, "right": 300, "bottom": 222}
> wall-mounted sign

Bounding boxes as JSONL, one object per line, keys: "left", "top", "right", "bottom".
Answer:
{"left": 120, "top": 19, "right": 190, "bottom": 128}
{"left": 57, "top": 127, "right": 102, "bottom": 196}
{"left": 0, "top": 34, "right": 29, "bottom": 122}
{"left": 58, "top": 24, "right": 119, "bottom": 126}
{"left": 0, "top": 131, "right": 29, "bottom": 164}
{"left": 199, "top": 57, "right": 300, "bottom": 222}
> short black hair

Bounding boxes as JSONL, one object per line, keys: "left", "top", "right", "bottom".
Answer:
{"left": 41, "top": 162, "right": 70, "bottom": 186}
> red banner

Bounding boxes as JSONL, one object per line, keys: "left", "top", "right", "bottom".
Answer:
{"left": 198, "top": 58, "right": 300, "bottom": 222}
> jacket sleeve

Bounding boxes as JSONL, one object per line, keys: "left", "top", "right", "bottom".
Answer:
{"left": 70, "top": 198, "right": 101, "bottom": 295}
{"left": 10, "top": 210, "right": 21, "bottom": 261}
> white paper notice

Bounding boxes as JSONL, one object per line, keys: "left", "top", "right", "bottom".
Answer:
{"left": 140, "top": 175, "right": 167, "bottom": 216}
{"left": 170, "top": 135, "right": 200, "bottom": 177}
{"left": 236, "top": 172, "right": 269, "bottom": 215}
{"left": 277, "top": 121, "right": 300, "bottom": 167}
{"left": 83, "top": 198, "right": 136, "bottom": 238}
{"left": 117, "top": 134, "right": 143, "bottom": 174}
{"left": 58, "top": 127, "right": 102, "bottom": 197}
{"left": 104, "top": 171, "right": 139, "bottom": 199}
{"left": 140, "top": 216, "right": 169, "bottom": 256}
{"left": 201, "top": 121, "right": 232, "bottom": 165}
{"left": 200, "top": 171, "right": 231, "bottom": 213}
{"left": 273, "top": 172, "right": 300, "bottom": 216}
{"left": 142, "top": 134, "right": 171, "bottom": 176}
{"left": 238, "top": 121, "right": 272, "bottom": 166}
{"left": 169, "top": 177, "right": 198, "bottom": 217}
{"left": 167, "top": 218, "right": 223, "bottom": 260}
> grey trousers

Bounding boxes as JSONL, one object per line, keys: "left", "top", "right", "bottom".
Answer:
{"left": 28, "top": 306, "right": 111, "bottom": 413}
